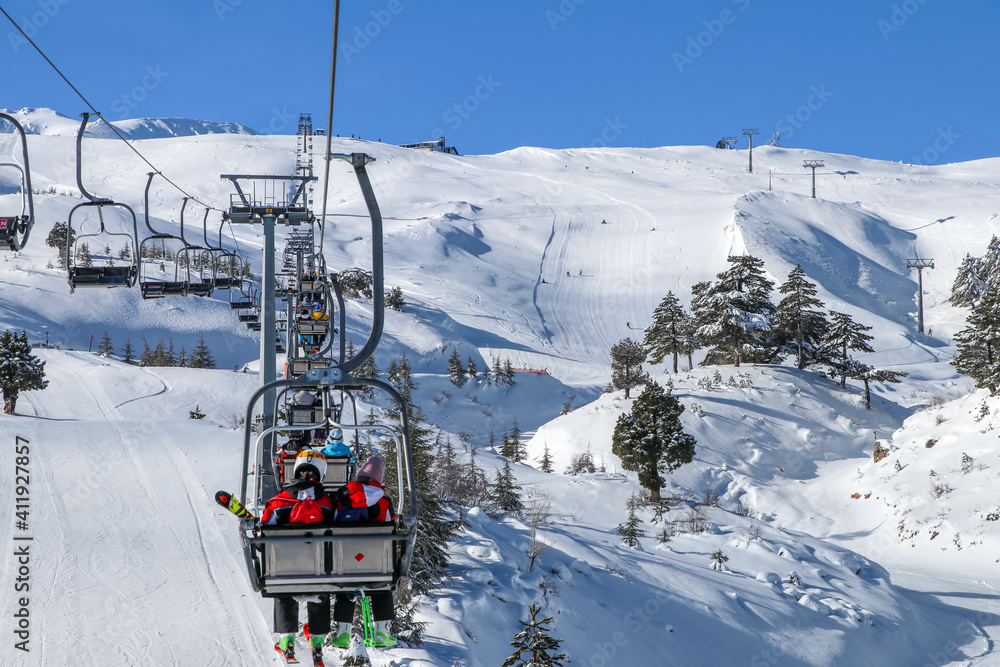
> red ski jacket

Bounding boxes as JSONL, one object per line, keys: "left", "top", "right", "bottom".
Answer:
{"left": 333, "top": 480, "right": 395, "bottom": 523}
{"left": 261, "top": 480, "right": 334, "bottom": 525}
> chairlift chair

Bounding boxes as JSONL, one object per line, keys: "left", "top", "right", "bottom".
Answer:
{"left": 66, "top": 113, "right": 140, "bottom": 291}
{"left": 138, "top": 177, "right": 198, "bottom": 298}
{"left": 238, "top": 368, "right": 417, "bottom": 597}
{"left": 0, "top": 113, "right": 35, "bottom": 252}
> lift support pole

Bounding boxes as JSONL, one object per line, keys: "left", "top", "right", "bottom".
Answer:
{"left": 906, "top": 258, "right": 934, "bottom": 334}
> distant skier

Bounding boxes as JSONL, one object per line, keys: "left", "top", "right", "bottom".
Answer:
{"left": 566, "top": 271, "right": 570, "bottom": 277}
{"left": 601, "top": 219, "right": 607, "bottom": 224}
{"left": 578, "top": 270, "right": 583, "bottom": 276}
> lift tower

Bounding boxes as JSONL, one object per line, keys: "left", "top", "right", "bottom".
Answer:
{"left": 221, "top": 172, "right": 317, "bottom": 499}
{"left": 803, "top": 160, "right": 824, "bottom": 198}
{"left": 906, "top": 258, "right": 934, "bottom": 334}
{"left": 743, "top": 129, "right": 759, "bottom": 173}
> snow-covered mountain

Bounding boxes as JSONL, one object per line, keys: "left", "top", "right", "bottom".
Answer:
{"left": 0, "top": 107, "right": 259, "bottom": 139}
{"left": 0, "top": 125, "right": 998, "bottom": 665}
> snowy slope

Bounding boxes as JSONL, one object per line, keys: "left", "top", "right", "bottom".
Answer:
{"left": 0, "top": 123, "right": 999, "bottom": 664}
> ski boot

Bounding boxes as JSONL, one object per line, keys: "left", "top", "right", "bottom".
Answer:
{"left": 331, "top": 622, "right": 351, "bottom": 648}
{"left": 372, "top": 620, "right": 397, "bottom": 648}
{"left": 309, "top": 635, "right": 325, "bottom": 667}
{"left": 275, "top": 634, "right": 298, "bottom": 663}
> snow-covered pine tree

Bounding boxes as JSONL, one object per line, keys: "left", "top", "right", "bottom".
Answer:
{"left": 448, "top": 347, "right": 466, "bottom": 387}
{"left": 466, "top": 356, "right": 478, "bottom": 381}
{"left": 152, "top": 340, "right": 168, "bottom": 366}
{"left": 845, "top": 360, "right": 908, "bottom": 409}
{"left": 821, "top": 311, "right": 874, "bottom": 388}
{"left": 612, "top": 381, "right": 696, "bottom": 502}
{"left": 45, "top": 221, "right": 74, "bottom": 268}
{"left": 643, "top": 291, "right": 695, "bottom": 373}
{"left": 97, "top": 331, "right": 114, "bottom": 356}
{"left": 509, "top": 419, "right": 526, "bottom": 462}
{"left": 979, "top": 235, "right": 1000, "bottom": 289}
{"left": 499, "top": 429, "right": 515, "bottom": 459}
{"left": 0, "top": 330, "right": 48, "bottom": 414}
{"left": 539, "top": 443, "right": 554, "bottom": 473}
{"left": 189, "top": 336, "right": 216, "bottom": 369}
{"left": 501, "top": 603, "right": 568, "bottom": 667}
{"left": 617, "top": 495, "right": 646, "bottom": 547}
{"left": 692, "top": 254, "right": 775, "bottom": 367}
{"left": 953, "top": 283, "right": 1000, "bottom": 394}
{"left": 121, "top": 339, "right": 135, "bottom": 364}
{"left": 382, "top": 355, "right": 459, "bottom": 600}
{"left": 488, "top": 458, "right": 524, "bottom": 517}
{"left": 950, "top": 252, "right": 985, "bottom": 308}
{"left": 166, "top": 339, "right": 176, "bottom": 367}
{"left": 385, "top": 285, "right": 405, "bottom": 310}
{"left": 177, "top": 347, "right": 188, "bottom": 367}
{"left": 610, "top": 337, "right": 650, "bottom": 399}
{"left": 773, "top": 264, "right": 829, "bottom": 369}
{"left": 139, "top": 340, "right": 154, "bottom": 367}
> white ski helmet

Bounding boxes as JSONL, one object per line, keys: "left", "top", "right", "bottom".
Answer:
{"left": 293, "top": 449, "right": 327, "bottom": 480}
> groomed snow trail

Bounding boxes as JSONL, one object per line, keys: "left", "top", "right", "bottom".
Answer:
{"left": 0, "top": 352, "right": 272, "bottom": 666}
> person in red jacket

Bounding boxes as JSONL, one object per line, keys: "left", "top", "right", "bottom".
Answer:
{"left": 329, "top": 456, "right": 398, "bottom": 649}
{"left": 263, "top": 450, "right": 334, "bottom": 663}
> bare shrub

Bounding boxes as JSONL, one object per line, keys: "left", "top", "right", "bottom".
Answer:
{"left": 735, "top": 498, "right": 758, "bottom": 519}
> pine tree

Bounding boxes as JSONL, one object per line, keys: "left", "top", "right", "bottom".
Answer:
{"left": 643, "top": 291, "right": 695, "bottom": 373}
{"left": 382, "top": 355, "right": 459, "bottom": 599}
{"left": 385, "top": 286, "right": 405, "bottom": 310}
{"left": 499, "top": 429, "right": 514, "bottom": 458}
{"left": 503, "top": 358, "right": 516, "bottom": 386}
{"left": 177, "top": 347, "right": 188, "bottom": 368}
{"left": 466, "top": 356, "right": 478, "bottom": 381}
{"left": 0, "top": 330, "right": 48, "bottom": 414}
{"left": 121, "top": 339, "right": 135, "bottom": 365}
{"left": 190, "top": 336, "right": 216, "bottom": 369}
{"left": 97, "top": 331, "right": 114, "bottom": 356}
{"left": 165, "top": 339, "right": 176, "bottom": 367}
{"left": 45, "top": 221, "right": 75, "bottom": 268}
{"left": 821, "top": 311, "right": 874, "bottom": 388}
{"left": 538, "top": 443, "right": 554, "bottom": 473}
{"left": 979, "top": 235, "right": 1000, "bottom": 288}
{"left": 692, "top": 254, "right": 775, "bottom": 367}
{"left": 845, "top": 360, "right": 908, "bottom": 409}
{"left": 152, "top": 339, "right": 168, "bottom": 367}
{"left": 448, "top": 347, "right": 466, "bottom": 387}
{"left": 612, "top": 381, "right": 696, "bottom": 502}
{"left": 617, "top": 496, "right": 646, "bottom": 547}
{"left": 950, "top": 253, "right": 985, "bottom": 307}
{"left": 488, "top": 459, "right": 524, "bottom": 517}
{"left": 139, "top": 340, "right": 154, "bottom": 367}
{"left": 953, "top": 284, "right": 1000, "bottom": 393}
{"left": 459, "top": 447, "right": 490, "bottom": 508}
{"left": 509, "top": 420, "right": 526, "bottom": 462}
{"left": 78, "top": 241, "right": 93, "bottom": 267}
{"left": 501, "top": 604, "right": 568, "bottom": 667}
{"left": 610, "top": 338, "right": 650, "bottom": 399}
{"left": 773, "top": 265, "right": 829, "bottom": 369}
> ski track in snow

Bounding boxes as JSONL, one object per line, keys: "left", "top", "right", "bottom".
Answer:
{"left": 3, "top": 353, "right": 271, "bottom": 666}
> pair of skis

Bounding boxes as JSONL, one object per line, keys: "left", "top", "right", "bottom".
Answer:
{"left": 274, "top": 625, "right": 326, "bottom": 666}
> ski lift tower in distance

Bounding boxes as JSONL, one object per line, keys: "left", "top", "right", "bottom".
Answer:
{"left": 906, "top": 258, "right": 934, "bottom": 334}
{"left": 221, "top": 172, "right": 317, "bottom": 499}
{"left": 803, "top": 160, "right": 824, "bottom": 198}
{"left": 742, "top": 129, "right": 759, "bottom": 173}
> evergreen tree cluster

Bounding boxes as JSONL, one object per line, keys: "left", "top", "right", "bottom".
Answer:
{"left": 103, "top": 332, "right": 214, "bottom": 369}
{"left": 632, "top": 256, "right": 907, "bottom": 407}
{"left": 950, "top": 237, "right": 1000, "bottom": 307}
{"left": 447, "top": 347, "right": 515, "bottom": 387}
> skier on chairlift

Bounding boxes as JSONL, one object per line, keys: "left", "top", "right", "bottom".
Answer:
{"left": 263, "top": 450, "right": 335, "bottom": 664}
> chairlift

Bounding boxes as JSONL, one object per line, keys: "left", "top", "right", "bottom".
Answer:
{"left": 138, "top": 173, "right": 195, "bottom": 298}
{"left": 66, "top": 113, "right": 140, "bottom": 291}
{"left": 0, "top": 113, "right": 35, "bottom": 252}
{"left": 237, "top": 368, "right": 417, "bottom": 597}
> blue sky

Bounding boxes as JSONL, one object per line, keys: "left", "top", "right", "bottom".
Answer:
{"left": 3, "top": 1, "right": 999, "bottom": 163}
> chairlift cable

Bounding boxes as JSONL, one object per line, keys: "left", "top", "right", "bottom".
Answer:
{"left": 0, "top": 6, "right": 222, "bottom": 213}
{"left": 317, "top": 0, "right": 341, "bottom": 266}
